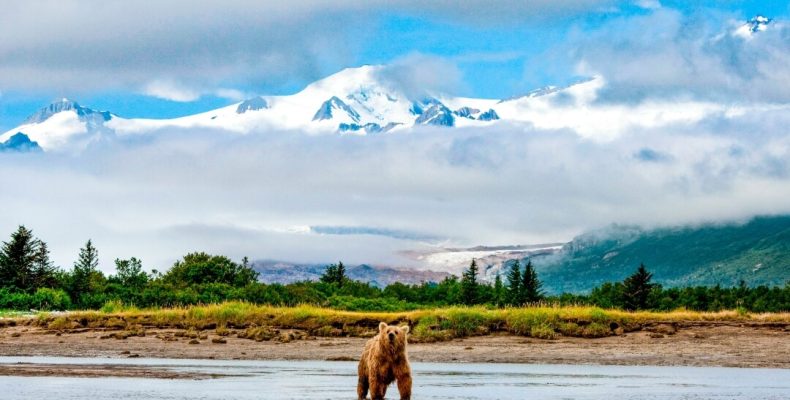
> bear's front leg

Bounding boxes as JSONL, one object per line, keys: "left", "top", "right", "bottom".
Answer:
{"left": 396, "top": 372, "right": 412, "bottom": 400}
{"left": 357, "top": 374, "right": 369, "bottom": 400}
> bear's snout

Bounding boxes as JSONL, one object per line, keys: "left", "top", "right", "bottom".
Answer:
{"left": 388, "top": 332, "right": 395, "bottom": 341}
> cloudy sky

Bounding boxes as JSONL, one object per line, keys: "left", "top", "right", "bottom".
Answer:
{"left": 1, "top": 1, "right": 789, "bottom": 272}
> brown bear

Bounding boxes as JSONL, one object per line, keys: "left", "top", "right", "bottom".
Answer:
{"left": 357, "top": 322, "right": 412, "bottom": 400}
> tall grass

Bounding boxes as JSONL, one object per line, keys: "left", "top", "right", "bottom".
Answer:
{"left": 26, "top": 301, "right": 790, "bottom": 341}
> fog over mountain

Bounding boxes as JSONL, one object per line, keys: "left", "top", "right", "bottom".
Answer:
{"left": 0, "top": 7, "right": 788, "bottom": 281}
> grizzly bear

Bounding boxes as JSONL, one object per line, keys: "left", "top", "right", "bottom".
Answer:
{"left": 357, "top": 322, "right": 412, "bottom": 400}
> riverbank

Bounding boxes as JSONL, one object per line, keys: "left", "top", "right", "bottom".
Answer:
{"left": 1, "top": 322, "right": 788, "bottom": 370}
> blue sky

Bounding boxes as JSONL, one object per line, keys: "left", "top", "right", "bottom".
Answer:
{"left": 0, "top": 0, "right": 787, "bottom": 131}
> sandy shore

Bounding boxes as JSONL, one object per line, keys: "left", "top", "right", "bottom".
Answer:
{"left": 0, "top": 322, "right": 788, "bottom": 376}
{"left": 0, "top": 363, "right": 232, "bottom": 379}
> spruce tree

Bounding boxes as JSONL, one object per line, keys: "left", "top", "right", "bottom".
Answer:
{"left": 0, "top": 226, "right": 49, "bottom": 292}
{"left": 521, "top": 261, "right": 543, "bottom": 304}
{"left": 320, "top": 261, "right": 346, "bottom": 286}
{"left": 460, "top": 259, "right": 479, "bottom": 305}
{"left": 336, "top": 261, "right": 346, "bottom": 288}
{"left": 622, "top": 263, "right": 655, "bottom": 311}
{"left": 493, "top": 274, "right": 504, "bottom": 306}
{"left": 320, "top": 263, "right": 338, "bottom": 284}
{"left": 506, "top": 260, "right": 521, "bottom": 305}
{"left": 31, "top": 239, "right": 56, "bottom": 289}
{"left": 70, "top": 240, "right": 99, "bottom": 299}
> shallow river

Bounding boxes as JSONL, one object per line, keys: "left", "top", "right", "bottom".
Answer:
{"left": 1, "top": 356, "right": 789, "bottom": 399}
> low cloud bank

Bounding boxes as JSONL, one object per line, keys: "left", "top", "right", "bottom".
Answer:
{"left": 1, "top": 105, "right": 788, "bottom": 272}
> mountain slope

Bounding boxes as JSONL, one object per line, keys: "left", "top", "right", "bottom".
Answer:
{"left": 252, "top": 260, "right": 450, "bottom": 287}
{"left": 5, "top": 67, "right": 763, "bottom": 152}
{"left": 0, "top": 98, "right": 115, "bottom": 151}
{"left": 528, "top": 216, "right": 790, "bottom": 294}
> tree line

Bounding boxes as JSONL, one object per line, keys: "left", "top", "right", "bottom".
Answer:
{"left": 0, "top": 225, "right": 788, "bottom": 312}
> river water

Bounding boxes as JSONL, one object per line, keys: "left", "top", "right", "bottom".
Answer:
{"left": 1, "top": 356, "right": 788, "bottom": 399}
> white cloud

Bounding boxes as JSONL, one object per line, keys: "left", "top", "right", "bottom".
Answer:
{"left": 569, "top": 9, "right": 790, "bottom": 102}
{"left": 141, "top": 80, "right": 201, "bottom": 102}
{"left": 0, "top": 101, "right": 788, "bottom": 273}
{"left": 0, "top": 0, "right": 618, "bottom": 97}
{"left": 375, "top": 53, "right": 466, "bottom": 98}
{"left": 635, "top": 0, "right": 661, "bottom": 10}
{"left": 141, "top": 81, "right": 247, "bottom": 102}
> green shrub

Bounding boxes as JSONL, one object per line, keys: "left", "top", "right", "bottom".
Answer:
{"left": 412, "top": 315, "right": 452, "bottom": 342}
{"left": 581, "top": 322, "right": 611, "bottom": 338}
{"left": 530, "top": 323, "right": 558, "bottom": 340}
{"left": 557, "top": 322, "right": 582, "bottom": 336}
{"left": 325, "top": 295, "right": 420, "bottom": 312}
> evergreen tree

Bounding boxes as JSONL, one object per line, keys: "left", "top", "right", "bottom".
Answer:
{"left": 31, "top": 239, "right": 57, "bottom": 289}
{"left": 493, "top": 274, "right": 505, "bottom": 306}
{"left": 622, "top": 263, "right": 655, "bottom": 310}
{"left": 320, "top": 261, "right": 346, "bottom": 286}
{"left": 0, "top": 226, "right": 54, "bottom": 292}
{"left": 460, "top": 259, "right": 479, "bottom": 305}
{"left": 506, "top": 260, "right": 522, "bottom": 305}
{"left": 320, "top": 263, "right": 338, "bottom": 284}
{"left": 521, "top": 261, "right": 543, "bottom": 304}
{"left": 336, "top": 261, "right": 346, "bottom": 288}
{"left": 70, "top": 239, "right": 99, "bottom": 299}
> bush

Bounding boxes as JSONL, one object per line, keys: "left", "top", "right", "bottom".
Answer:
{"left": 0, "top": 288, "right": 71, "bottom": 311}
{"left": 31, "top": 288, "right": 72, "bottom": 310}
{"left": 325, "top": 295, "right": 419, "bottom": 312}
{"left": 530, "top": 323, "right": 558, "bottom": 340}
{"left": 581, "top": 322, "right": 611, "bottom": 338}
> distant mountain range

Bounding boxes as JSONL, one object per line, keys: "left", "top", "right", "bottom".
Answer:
{"left": 251, "top": 260, "right": 450, "bottom": 288}
{"left": 521, "top": 215, "right": 790, "bottom": 293}
{"left": 252, "top": 216, "right": 789, "bottom": 293}
{"left": 0, "top": 15, "right": 776, "bottom": 153}
{"left": 0, "top": 65, "right": 598, "bottom": 152}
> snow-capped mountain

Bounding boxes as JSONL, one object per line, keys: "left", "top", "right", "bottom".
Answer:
{"left": 2, "top": 65, "right": 515, "bottom": 151}
{"left": 1, "top": 25, "right": 775, "bottom": 154}
{"left": 0, "top": 98, "right": 116, "bottom": 151}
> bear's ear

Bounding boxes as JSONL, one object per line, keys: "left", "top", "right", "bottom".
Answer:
{"left": 400, "top": 325, "right": 410, "bottom": 334}
{"left": 379, "top": 322, "right": 388, "bottom": 332}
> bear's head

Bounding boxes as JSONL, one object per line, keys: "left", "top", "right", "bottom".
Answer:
{"left": 378, "top": 322, "right": 409, "bottom": 352}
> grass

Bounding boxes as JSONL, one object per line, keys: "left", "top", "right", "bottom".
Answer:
{"left": 0, "top": 310, "right": 33, "bottom": 318}
{"left": 19, "top": 302, "right": 790, "bottom": 342}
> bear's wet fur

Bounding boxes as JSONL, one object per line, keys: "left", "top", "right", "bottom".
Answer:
{"left": 357, "top": 322, "right": 412, "bottom": 400}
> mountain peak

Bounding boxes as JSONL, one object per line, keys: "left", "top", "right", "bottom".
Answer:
{"left": 302, "top": 65, "right": 385, "bottom": 93}
{"left": 24, "top": 99, "right": 112, "bottom": 125}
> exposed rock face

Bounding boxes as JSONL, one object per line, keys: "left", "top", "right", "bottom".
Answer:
{"left": 415, "top": 104, "right": 454, "bottom": 126}
{"left": 236, "top": 96, "right": 269, "bottom": 114}
{"left": 24, "top": 99, "right": 111, "bottom": 125}
{"left": 338, "top": 122, "right": 400, "bottom": 134}
{"left": 477, "top": 109, "right": 500, "bottom": 121}
{"left": 312, "top": 96, "right": 361, "bottom": 122}
{"left": 0, "top": 132, "right": 41, "bottom": 152}
{"left": 454, "top": 107, "right": 480, "bottom": 119}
